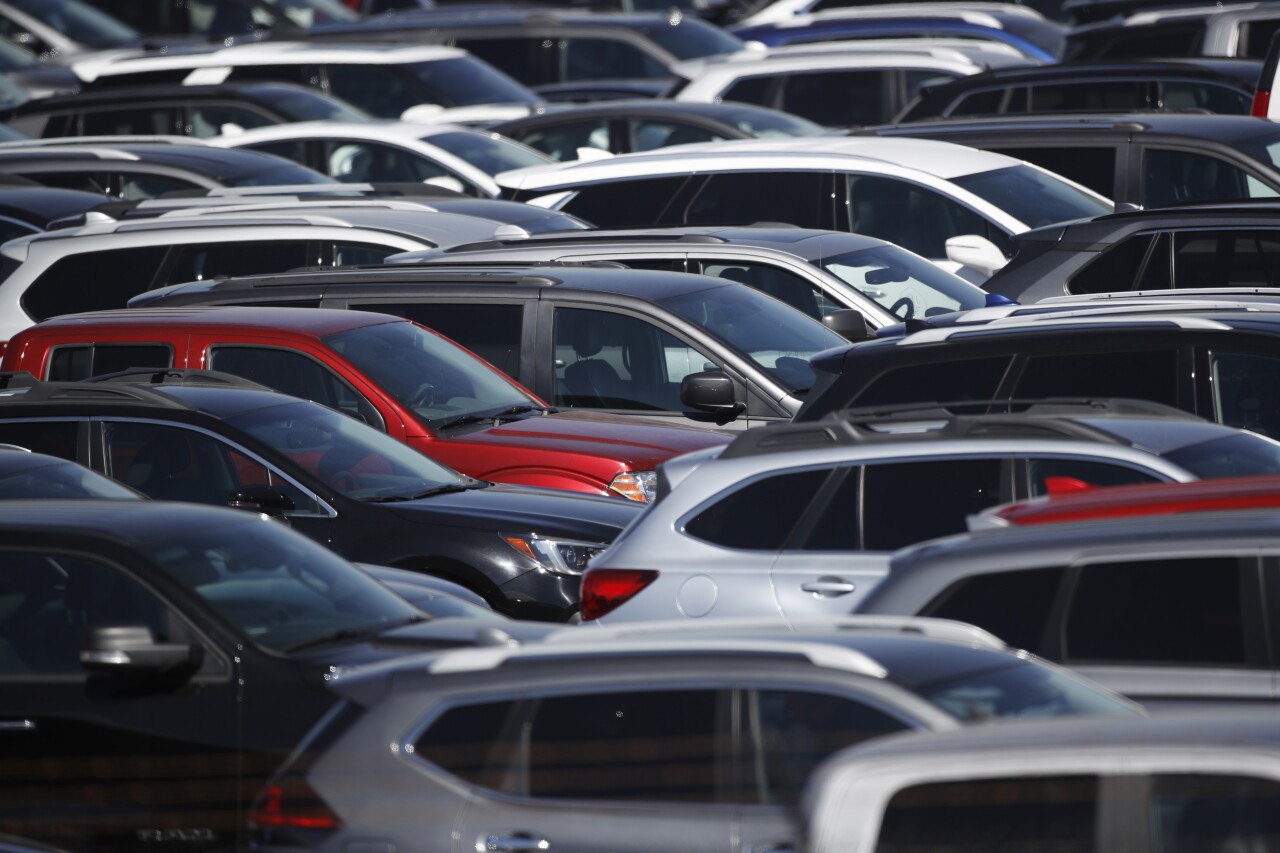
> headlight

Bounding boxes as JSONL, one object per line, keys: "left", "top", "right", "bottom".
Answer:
{"left": 609, "top": 470, "right": 657, "bottom": 503}
{"left": 502, "top": 534, "right": 607, "bottom": 576}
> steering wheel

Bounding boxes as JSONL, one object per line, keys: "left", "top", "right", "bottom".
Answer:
{"left": 889, "top": 297, "right": 915, "bottom": 320}
{"left": 407, "top": 381, "right": 437, "bottom": 408}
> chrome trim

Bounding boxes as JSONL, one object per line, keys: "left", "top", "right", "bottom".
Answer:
{"left": 0, "top": 719, "right": 35, "bottom": 730}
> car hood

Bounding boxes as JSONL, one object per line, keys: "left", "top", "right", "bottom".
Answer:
{"left": 385, "top": 481, "right": 642, "bottom": 540}
{"left": 453, "top": 409, "right": 731, "bottom": 467}
{"left": 292, "top": 616, "right": 559, "bottom": 670}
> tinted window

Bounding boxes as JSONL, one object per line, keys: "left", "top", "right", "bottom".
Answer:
{"left": 950, "top": 165, "right": 1113, "bottom": 231}
{"left": 413, "top": 701, "right": 518, "bottom": 790}
{"left": 923, "top": 567, "right": 1064, "bottom": 653}
{"left": 1065, "top": 557, "right": 1246, "bottom": 664}
{"left": 454, "top": 38, "right": 544, "bottom": 86}
{"left": 0, "top": 420, "right": 79, "bottom": 459}
{"left": 1171, "top": 229, "right": 1280, "bottom": 288}
{"left": 876, "top": 776, "right": 1099, "bottom": 852}
{"left": 1068, "top": 233, "right": 1157, "bottom": 295}
{"left": 1080, "top": 23, "right": 1202, "bottom": 59}
{"left": 187, "top": 104, "right": 274, "bottom": 138}
{"left": 847, "top": 174, "right": 997, "bottom": 259}
{"left": 208, "top": 346, "right": 382, "bottom": 428}
{"left": 1030, "top": 80, "right": 1149, "bottom": 112}
{"left": 163, "top": 241, "right": 313, "bottom": 285}
{"left": 685, "top": 172, "right": 833, "bottom": 230}
{"left": 48, "top": 344, "right": 172, "bottom": 381}
{"left": 862, "top": 459, "right": 1006, "bottom": 551}
{"left": 721, "top": 75, "right": 772, "bottom": 107}
{"left": 852, "top": 357, "right": 1012, "bottom": 408}
{"left": 993, "top": 146, "right": 1116, "bottom": 200}
{"left": 1143, "top": 148, "right": 1279, "bottom": 208}
{"left": 1016, "top": 349, "right": 1181, "bottom": 407}
{"left": 427, "top": 130, "right": 549, "bottom": 176}
{"left": 1158, "top": 80, "right": 1251, "bottom": 114}
{"left": 1211, "top": 350, "right": 1280, "bottom": 438}
{"left": 684, "top": 468, "right": 830, "bottom": 549}
{"left": 117, "top": 172, "right": 202, "bottom": 201}
{"left": 631, "top": 119, "right": 724, "bottom": 152}
{"left": 561, "top": 38, "right": 665, "bottom": 80}
{"left": 1151, "top": 774, "right": 1280, "bottom": 850}
{"left": 514, "top": 119, "right": 613, "bottom": 161}
{"left": 780, "top": 69, "right": 892, "bottom": 127}
{"left": 525, "top": 690, "right": 722, "bottom": 802}
{"left": 1026, "top": 458, "right": 1162, "bottom": 496}
{"left": 747, "top": 689, "right": 907, "bottom": 806}
{"left": 562, "top": 176, "right": 690, "bottom": 228}
{"left": 81, "top": 105, "right": 179, "bottom": 136}
{"left": 324, "top": 140, "right": 449, "bottom": 184}
{"left": 696, "top": 261, "right": 832, "bottom": 319}
{"left": 22, "top": 246, "right": 170, "bottom": 321}
{"left": 248, "top": 139, "right": 309, "bottom": 165}
{"left": 1164, "top": 430, "right": 1280, "bottom": 479}
{"left": 347, "top": 303, "right": 525, "bottom": 380}
{"left": 1242, "top": 19, "right": 1280, "bottom": 58}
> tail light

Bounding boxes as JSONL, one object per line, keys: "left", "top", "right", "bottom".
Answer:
{"left": 1253, "top": 89, "right": 1271, "bottom": 117}
{"left": 249, "top": 777, "right": 342, "bottom": 832}
{"left": 580, "top": 568, "right": 658, "bottom": 621}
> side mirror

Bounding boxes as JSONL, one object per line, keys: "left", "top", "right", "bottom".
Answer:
{"left": 822, "top": 309, "right": 871, "bottom": 342}
{"left": 80, "top": 626, "right": 203, "bottom": 676}
{"left": 228, "top": 485, "right": 295, "bottom": 518}
{"left": 945, "top": 235, "right": 1008, "bottom": 280}
{"left": 681, "top": 370, "right": 744, "bottom": 424}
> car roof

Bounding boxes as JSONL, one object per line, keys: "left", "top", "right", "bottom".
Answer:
{"left": 22, "top": 306, "right": 403, "bottom": 338}
{"left": 0, "top": 498, "right": 268, "bottom": 541}
{"left": 916, "top": 58, "right": 1262, "bottom": 86}
{"left": 868, "top": 112, "right": 1280, "bottom": 142}
{"left": 6, "top": 81, "right": 344, "bottom": 113}
{"left": 0, "top": 142, "right": 322, "bottom": 181}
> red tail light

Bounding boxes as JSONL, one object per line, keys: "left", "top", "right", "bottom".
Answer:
{"left": 249, "top": 779, "right": 342, "bottom": 831}
{"left": 1253, "top": 90, "right": 1271, "bottom": 117}
{"left": 580, "top": 568, "right": 658, "bottom": 621}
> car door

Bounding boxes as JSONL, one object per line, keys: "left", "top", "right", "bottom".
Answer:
{"left": 771, "top": 457, "right": 1013, "bottom": 622}
{"left": 1137, "top": 144, "right": 1280, "bottom": 207}
{"left": 0, "top": 539, "right": 240, "bottom": 851}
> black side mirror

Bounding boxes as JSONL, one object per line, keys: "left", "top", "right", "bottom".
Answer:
{"left": 822, "top": 309, "right": 871, "bottom": 342}
{"left": 228, "top": 485, "right": 295, "bottom": 518}
{"left": 681, "top": 370, "right": 745, "bottom": 425}
{"left": 80, "top": 626, "right": 203, "bottom": 676}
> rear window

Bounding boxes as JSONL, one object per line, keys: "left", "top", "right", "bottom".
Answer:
{"left": 22, "top": 246, "right": 170, "bottom": 321}
{"left": 852, "top": 357, "right": 1012, "bottom": 408}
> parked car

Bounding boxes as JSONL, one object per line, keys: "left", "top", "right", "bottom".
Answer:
{"left": 491, "top": 100, "right": 824, "bottom": 161}
{"left": 0, "top": 370, "right": 639, "bottom": 620}
{"left": 856, "top": 508, "right": 1280, "bottom": 707}
{"left": 0, "top": 203, "right": 529, "bottom": 347}
{"left": 0, "top": 37, "right": 79, "bottom": 100}
{"left": 859, "top": 112, "right": 1280, "bottom": 208}
{"left": 0, "top": 307, "right": 731, "bottom": 500}
{"left": 211, "top": 120, "right": 553, "bottom": 197}
{"left": 0, "top": 185, "right": 118, "bottom": 242}
{"left": 1063, "top": 1, "right": 1280, "bottom": 60}
{"left": 129, "top": 264, "right": 851, "bottom": 428}
{"left": 391, "top": 225, "right": 997, "bottom": 326}
{"left": 5, "top": 82, "right": 370, "bottom": 140}
{"left": 0, "top": 445, "right": 140, "bottom": 499}
{"left": 578, "top": 400, "right": 1280, "bottom": 624}
{"left": 72, "top": 42, "right": 544, "bottom": 126}
{"left": 495, "top": 136, "right": 1114, "bottom": 281}
{"left": 0, "top": 0, "right": 143, "bottom": 60}
{"left": 897, "top": 59, "right": 1260, "bottom": 120}
{"left": 82, "top": 0, "right": 360, "bottom": 43}
{"left": 981, "top": 202, "right": 1280, "bottom": 303}
{"left": 249, "top": 620, "right": 1137, "bottom": 853}
{"left": 805, "top": 711, "right": 1280, "bottom": 853}
{"left": 0, "top": 499, "right": 561, "bottom": 852}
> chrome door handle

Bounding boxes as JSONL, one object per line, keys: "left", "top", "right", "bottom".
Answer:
{"left": 0, "top": 719, "right": 35, "bottom": 731}
{"left": 482, "top": 835, "right": 549, "bottom": 852}
{"left": 800, "top": 577, "right": 856, "bottom": 597}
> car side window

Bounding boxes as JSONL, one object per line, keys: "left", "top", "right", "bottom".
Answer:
{"left": 779, "top": 70, "right": 893, "bottom": 127}
{"left": 993, "top": 146, "right": 1116, "bottom": 200}
{"left": 246, "top": 139, "right": 309, "bottom": 165}
{"left": 1025, "top": 458, "right": 1163, "bottom": 497}
{"left": 346, "top": 302, "right": 526, "bottom": 381}
{"left": 845, "top": 174, "right": 989, "bottom": 259}
{"left": 851, "top": 357, "right": 1013, "bottom": 408}
{"left": 1157, "top": 81, "right": 1251, "bottom": 113}
{"left": 117, "top": 172, "right": 203, "bottom": 201}
{"left": 695, "top": 261, "right": 831, "bottom": 319}
{"left": 630, "top": 119, "right": 724, "bottom": 152}
{"left": 1151, "top": 774, "right": 1280, "bottom": 849}
{"left": 860, "top": 459, "right": 1006, "bottom": 551}
{"left": 23, "top": 247, "right": 171, "bottom": 322}
{"left": 1171, "top": 229, "right": 1280, "bottom": 289}
{"left": 514, "top": 119, "right": 614, "bottom": 160}
{"left": 1068, "top": 233, "right": 1161, "bottom": 295}
{"left": 81, "top": 105, "right": 181, "bottom": 136}
{"left": 1064, "top": 556, "right": 1247, "bottom": 665}
{"left": 1015, "top": 349, "right": 1182, "bottom": 408}
{"left": 323, "top": 64, "right": 418, "bottom": 118}
{"left": 875, "top": 775, "right": 1100, "bottom": 850}
{"left": 0, "top": 551, "right": 179, "bottom": 677}
{"left": 1083, "top": 23, "right": 1202, "bottom": 59}
{"left": 323, "top": 140, "right": 450, "bottom": 184}
{"left": 412, "top": 699, "right": 521, "bottom": 789}
{"left": 721, "top": 75, "right": 773, "bottom": 107}
{"left": 1143, "top": 148, "right": 1280, "bottom": 208}
{"left": 47, "top": 344, "right": 173, "bottom": 381}
{"left": 561, "top": 176, "right": 691, "bottom": 227}
{"left": 187, "top": 104, "right": 274, "bottom": 138}
{"left": 102, "top": 421, "right": 319, "bottom": 513}
{"left": 746, "top": 689, "right": 908, "bottom": 806}
{"left": 1241, "top": 19, "right": 1280, "bottom": 58}
{"left": 560, "top": 38, "right": 665, "bottom": 81}
{"left": 553, "top": 307, "right": 718, "bottom": 411}
{"left": 685, "top": 172, "right": 833, "bottom": 230}
{"left": 683, "top": 468, "right": 831, "bottom": 550}
{"left": 1210, "top": 350, "right": 1280, "bottom": 438}
{"left": 0, "top": 420, "right": 79, "bottom": 460}
{"left": 163, "top": 241, "right": 314, "bottom": 286}
{"left": 207, "top": 346, "right": 384, "bottom": 430}
{"left": 922, "top": 567, "right": 1065, "bottom": 654}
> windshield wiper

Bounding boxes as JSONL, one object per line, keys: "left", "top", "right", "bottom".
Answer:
{"left": 361, "top": 482, "right": 485, "bottom": 503}
{"left": 283, "top": 614, "right": 428, "bottom": 653}
{"left": 435, "top": 405, "right": 548, "bottom": 431}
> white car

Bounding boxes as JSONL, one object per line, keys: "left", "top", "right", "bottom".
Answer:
{"left": 70, "top": 42, "right": 544, "bottom": 126}
{"left": 496, "top": 136, "right": 1114, "bottom": 281}
{"left": 211, "top": 120, "right": 553, "bottom": 197}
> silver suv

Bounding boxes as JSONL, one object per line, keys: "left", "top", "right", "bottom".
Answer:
{"left": 582, "top": 400, "right": 1280, "bottom": 624}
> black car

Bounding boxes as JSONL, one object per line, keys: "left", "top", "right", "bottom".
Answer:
{"left": 860, "top": 112, "right": 1280, "bottom": 208}
{"left": 301, "top": 9, "right": 746, "bottom": 99}
{"left": 5, "top": 82, "right": 369, "bottom": 140}
{"left": 983, "top": 201, "right": 1280, "bottom": 302}
{"left": 83, "top": 0, "right": 359, "bottom": 42}
{"left": 0, "top": 142, "right": 332, "bottom": 199}
{"left": 0, "top": 372, "right": 638, "bottom": 620}
{"left": 793, "top": 309, "right": 1280, "bottom": 442}
{"left": 897, "top": 59, "right": 1259, "bottom": 121}
{"left": 492, "top": 99, "right": 823, "bottom": 160}
{"left": 0, "top": 499, "right": 558, "bottom": 853}
{"left": 0, "top": 185, "right": 120, "bottom": 242}
{"left": 0, "top": 445, "right": 140, "bottom": 498}
{"left": 0, "top": 37, "right": 78, "bottom": 100}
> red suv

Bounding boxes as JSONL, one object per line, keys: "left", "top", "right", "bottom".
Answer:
{"left": 0, "top": 307, "right": 730, "bottom": 500}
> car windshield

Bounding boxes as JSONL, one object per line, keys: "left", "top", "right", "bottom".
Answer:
{"left": 7, "top": 0, "right": 139, "bottom": 47}
{"left": 0, "top": 457, "right": 139, "bottom": 500}
{"left": 725, "top": 106, "right": 824, "bottom": 138}
{"left": 658, "top": 283, "right": 847, "bottom": 392}
{"left": 258, "top": 86, "right": 368, "bottom": 122}
{"left": 225, "top": 399, "right": 471, "bottom": 500}
{"left": 822, "top": 244, "right": 989, "bottom": 320}
{"left": 639, "top": 14, "right": 745, "bottom": 59}
{"left": 405, "top": 56, "right": 541, "bottom": 108}
{"left": 425, "top": 130, "right": 551, "bottom": 175}
{"left": 1233, "top": 129, "right": 1280, "bottom": 171}
{"left": 323, "top": 321, "right": 537, "bottom": 431}
{"left": 0, "top": 40, "right": 36, "bottom": 71}
{"left": 921, "top": 660, "right": 1139, "bottom": 721}
{"left": 225, "top": 161, "right": 337, "bottom": 187}
{"left": 141, "top": 514, "right": 422, "bottom": 652}
{"left": 1163, "top": 432, "right": 1280, "bottom": 479}
{"left": 950, "top": 164, "right": 1113, "bottom": 229}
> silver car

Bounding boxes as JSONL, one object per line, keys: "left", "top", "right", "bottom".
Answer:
{"left": 582, "top": 401, "right": 1280, "bottom": 624}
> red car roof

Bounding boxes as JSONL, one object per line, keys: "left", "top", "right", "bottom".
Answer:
{"left": 989, "top": 475, "right": 1280, "bottom": 526}
{"left": 37, "top": 306, "right": 398, "bottom": 338}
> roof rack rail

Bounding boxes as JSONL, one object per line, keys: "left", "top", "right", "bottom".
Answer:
{"left": 0, "top": 373, "right": 196, "bottom": 409}
{"left": 86, "top": 368, "right": 273, "bottom": 391}
{"left": 439, "top": 231, "right": 728, "bottom": 254}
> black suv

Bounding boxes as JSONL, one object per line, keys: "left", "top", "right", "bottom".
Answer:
{"left": 861, "top": 112, "right": 1280, "bottom": 208}
{"left": 0, "top": 499, "right": 556, "bottom": 853}
{"left": 983, "top": 202, "right": 1280, "bottom": 303}
{"left": 0, "top": 372, "right": 637, "bottom": 620}
{"left": 795, "top": 311, "right": 1280, "bottom": 442}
